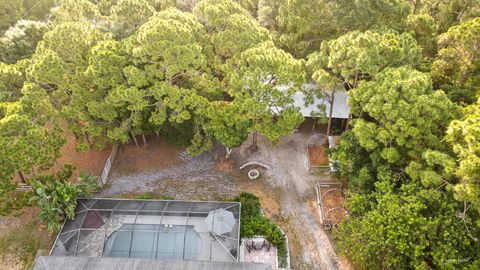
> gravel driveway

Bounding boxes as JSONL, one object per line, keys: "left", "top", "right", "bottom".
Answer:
{"left": 234, "top": 133, "right": 347, "bottom": 270}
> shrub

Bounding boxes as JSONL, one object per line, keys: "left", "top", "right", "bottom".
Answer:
{"left": 233, "top": 192, "right": 285, "bottom": 247}
{"left": 30, "top": 165, "right": 99, "bottom": 232}
{"left": 235, "top": 192, "right": 261, "bottom": 218}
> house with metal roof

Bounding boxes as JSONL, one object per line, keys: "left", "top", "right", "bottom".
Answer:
{"left": 275, "top": 83, "right": 350, "bottom": 119}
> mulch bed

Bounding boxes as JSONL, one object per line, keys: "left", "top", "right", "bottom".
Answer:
{"left": 308, "top": 145, "right": 329, "bottom": 166}
{"left": 216, "top": 159, "right": 235, "bottom": 173}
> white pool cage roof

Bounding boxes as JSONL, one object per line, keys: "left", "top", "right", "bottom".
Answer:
{"left": 50, "top": 198, "right": 241, "bottom": 263}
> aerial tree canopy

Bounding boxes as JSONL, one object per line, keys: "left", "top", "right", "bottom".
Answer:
{"left": 426, "top": 0, "right": 480, "bottom": 33}
{"left": 337, "top": 181, "right": 479, "bottom": 270}
{"left": 0, "top": 1, "right": 24, "bottom": 35}
{"left": 203, "top": 101, "right": 252, "bottom": 150}
{"left": 348, "top": 66, "right": 457, "bottom": 182}
{"left": 256, "top": 0, "right": 280, "bottom": 30}
{"left": 276, "top": 0, "right": 337, "bottom": 58}
{"left": 307, "top": 30, "right": 422, "bottom": 90}
{"left": 129, "top": 8, "right": 208, "bottom": 80}
{"left": 193, "top": 0, "right": 270, "bottom": 69}
{"left": 193, "top": 0, "right": 250, "bottom": 29}
{"left": 210, "top": 13, "right": 270, "bottom": 61}
{"left": 326, "top": 0, "right": 411, "bottom": 33}
{"left": 0, "top": 101, "right": 65, "bottom": 184}
{"left": 446, "top": 99, "right": 480, "bottom": 212}
{"left": 432, "top": 17, "right": 480, "bottom": 104}
{"left": 0, "top": 20, "right": 49, "bottom": 64}
{"left": 225, "top": 42, "right": 305, "bottom": 147}
{"left": 124, "top": 8, "right": 217, "bottom": 154}
{"left": 0, "top": 60, "right": 29, "bottom": 102}
{"left": 22, "top": 0, "right": 56, "bottom": 21}
{"left": 25, "top": 22, "right": 111, "bottom": 149}
{"left": 53, "top": 0, "right": 101, "bottom": 23}
{"left": 109, "top": 0, "right": 156, "bottom": 37}
{"left": 276, "top": 0, "right": 413, "bottom": 58}
{"left": 305, "top": 30, "right": 423, "bottom": 129}
{"left": 405, "top": 13, "right": 438, "bottom": 59}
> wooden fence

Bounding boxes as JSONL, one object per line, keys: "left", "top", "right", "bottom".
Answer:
{"left": 99, "top": 145, "right": 118, "bottom": 186}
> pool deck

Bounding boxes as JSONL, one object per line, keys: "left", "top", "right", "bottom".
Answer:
{"left": 240, "top": 238, "right": 277, "bottom": 269}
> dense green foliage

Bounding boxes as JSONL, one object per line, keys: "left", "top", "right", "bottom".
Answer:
{"left": 327, "top": 20, "right": 480, "bottom": 270}
{"left": 0, "top": 101, "right": 65, "bottom": 216}
{"left": 432, "top": 17, "right": 480, "bottom": 103}
{"left": 233, "top": 192, "right": 288, "bottom": 267}
{"left": 30, "top": 166, "right": 99, "bottom": 232}
{"left": 233, "top": 192, "right": 285, "bottom": 247}
{"left": 338, "top": 181, "right": 477, "bottom": 269}
{"left": 0, "top": 20, "right": 49, "bottom": 64}
{"left": 446, "top": 99, "right": 480, "bottom": 211}
{"left": 0, "top": 0, "right": 479, "bottom": 268}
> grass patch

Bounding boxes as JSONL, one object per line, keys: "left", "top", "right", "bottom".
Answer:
{"left": 0, "top": 223, "right": 53, "bottom": 269}
{"left": 119, "top": 192, "right": 175, "bottom": 200}
{"left": 134, "top": 193, "right": 175, "bottom": 200}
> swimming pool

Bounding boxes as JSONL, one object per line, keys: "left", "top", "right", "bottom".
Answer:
{"left": 103, "top": 224, "right": 202, "bottom": 260}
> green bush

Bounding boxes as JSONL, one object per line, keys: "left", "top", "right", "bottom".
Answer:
{"left": 30, "top": 166, "right": 99, "bottom": 232}
{"left": 233, "top": 192, "right": 285, "bottom": 247}
{"left": 235, "top": 192, "right": 261, "bottom": 218}
{"left": 135, "top": 193, "right": 152, "bottom": 200}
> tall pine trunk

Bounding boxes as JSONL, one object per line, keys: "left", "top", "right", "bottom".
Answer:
{"left": 345, "top": 114, "right": 351, "bottom": 131}
{"left": 130, "top": 131, "right": 139, "bottom": 147}
{"left": 225, "top": 147, "right": 233, "bottom": 160}
{"left": 142, "top": 134, "right": 147, "bottom": 146}
{"left": 326, "top": 92, "right": 335, "bottom": 137}
{"left": 251, "top": 132, "right": 258, "bottom": 151}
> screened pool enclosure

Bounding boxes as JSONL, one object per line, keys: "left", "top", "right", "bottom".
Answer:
{"left": 50, "top": 199, "right": 241, "bottom": 263}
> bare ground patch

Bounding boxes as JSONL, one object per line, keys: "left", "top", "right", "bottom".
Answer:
{"left": 110, "top": 136, "right": 182, "bottom": 176}
{"left": 54, "top": 121, "right": 110, "bottom": 178}
{"left": 102, "top": 140, "right": 240, "bottom": 198}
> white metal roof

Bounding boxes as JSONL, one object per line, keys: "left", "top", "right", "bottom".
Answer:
{"left": 277, "top": 84, "right": 350, "bottom": 119}
{"left": 33, "top": 256, "right": 272, "bottom": 270}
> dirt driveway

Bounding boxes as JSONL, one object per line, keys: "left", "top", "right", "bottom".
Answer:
{"left": 234, "top": 132, "right": 349, "bottom": 270}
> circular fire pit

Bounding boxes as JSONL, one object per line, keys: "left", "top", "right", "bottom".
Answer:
{"left": 248, "top": 169, "right": 260, "bottom": 180}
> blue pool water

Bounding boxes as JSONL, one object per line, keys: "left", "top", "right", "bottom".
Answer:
{"left": 103, "top": 224, "right": 202, "bottom": 260}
